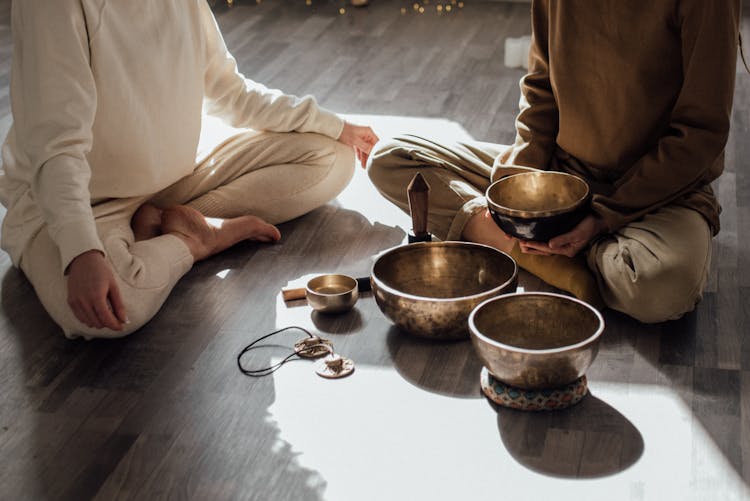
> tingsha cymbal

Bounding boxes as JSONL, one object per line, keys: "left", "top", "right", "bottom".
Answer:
{"left": 315, "top": 353, "right": 355, "bottom": 379}
{"left": 294, "top": 336, "right": 333, "bottom": 359}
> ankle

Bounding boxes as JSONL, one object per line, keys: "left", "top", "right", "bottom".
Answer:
{"left": 160, "top": 205, "right": 218, "bottom": 261}
{"left": 462, "top": 210, "right": 515, "bottom": 254}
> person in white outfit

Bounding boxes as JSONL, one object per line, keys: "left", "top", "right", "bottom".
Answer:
{"left": 0, "top": 0, "right": 378, "bottom": 339}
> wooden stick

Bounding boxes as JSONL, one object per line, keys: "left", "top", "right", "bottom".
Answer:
{"left": 281, "top": 286, "right": 306, "bottom": 302}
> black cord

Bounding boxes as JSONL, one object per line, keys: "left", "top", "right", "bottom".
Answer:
{"left": 237, "top": 326, "right": 320, "bottom": 377}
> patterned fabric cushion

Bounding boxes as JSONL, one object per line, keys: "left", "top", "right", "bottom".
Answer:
{"left": 480, "top": 367, "right": 588, "bottom": 411}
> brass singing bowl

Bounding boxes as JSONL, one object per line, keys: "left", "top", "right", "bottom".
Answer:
{"left": 486, "top": 171, "right": 590, "bottom": 241}
{"left": 469, "top": 292, "right": 604, "bottom": 390}
{"left": 371, "top": 242, "right": 518, "bottom": 340}
{"left": 306, "top": 274, "right": 359, "bottom": 314}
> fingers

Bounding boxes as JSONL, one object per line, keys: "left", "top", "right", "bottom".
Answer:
{"left": 92, "top": 295, "right": 124, "bottom": 331}
{"left": 354, "top": 125, "right": 378, "bottom": 150}
{"left": 356, "top": 147, "right": 369, "bottom": 168}
{"left": 67, "top": 282, "right": 102, "bottom": 329}
{"left": 547, "top": 214, "right": 601, "bottom": 254}
{"left": 520, "top": 239, "right": 580, "bottom": 257}
{"left": 340, "top": 123, "right": 378, "bottom": 167}
{"left": 70, "top": 301, "right": 102, "bottom": 330}
{"left": 66, "top": 251, "right": 128, "bottom": 332}
{"left": 355, "top": 132, "right": 377, "bottom": 154}
{"left": 548, "top": 235, "right": 586, "bottom": 257}
{"left": 548, "top": 232, "right": 578, "bottom": 250}
{"left": 519, "top": 242, "right": 553, "bottom": 256}
{"left": 108, "top": 281, "right": 128, "bottom": 325}
{"left": 522, "top": 248, "right": 553, "bottom": 256}
{"left": 520, "top": 240, "right": 550, "bottom": 253}
{"left": 68, "top": 292, "right": 122, "bottom": 331}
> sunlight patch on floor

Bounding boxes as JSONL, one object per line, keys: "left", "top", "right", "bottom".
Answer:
{"left": 267, "top": 366, "right": 749, "bottom": 501}
{"left": 197, "top": 112, "right": 476, "bottom": 229}
{"left": 336, "top": 113, "right": 475, "bottom": 228}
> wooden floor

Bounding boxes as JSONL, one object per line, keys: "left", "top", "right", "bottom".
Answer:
{"left": 0, "top": 1, "right": 748, "bottom": 500}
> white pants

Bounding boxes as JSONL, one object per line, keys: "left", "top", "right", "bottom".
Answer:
{"left": 21, "top": 131, "right": 355, "bottom": 339}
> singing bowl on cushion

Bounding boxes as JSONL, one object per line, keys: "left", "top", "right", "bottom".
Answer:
{"left": 469, "top": 292, "right": 604, "bottom": 390}
{"left": 371, "top": 242, "right": 518, "bottom": 340}
{"left": 486, "top": 171, "right": 590, "bottom": 241}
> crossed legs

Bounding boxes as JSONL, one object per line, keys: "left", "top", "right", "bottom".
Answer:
{"left": 22, "top": 131, "right": 355, "bottom": 339}
{"left": 368, "top": 134, "right": 713, "bottom": 323}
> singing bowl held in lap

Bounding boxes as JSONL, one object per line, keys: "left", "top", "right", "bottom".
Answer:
{"left": 469, "top": 292, "right": 604, "bottom": 390}
{"left": 371, "top": 242, "right": 518, "bottom": 340}
{"left": 486, "top": 171, "right": 590, "bottom": 241}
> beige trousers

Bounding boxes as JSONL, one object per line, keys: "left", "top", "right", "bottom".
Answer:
{"left": 368, "top": 134, "right": 712, "bottom": 323}
{"left": 21, "top": 131, "right": 355, "bottom": 339}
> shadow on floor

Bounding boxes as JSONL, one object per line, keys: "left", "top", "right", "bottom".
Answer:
{"left": 0, "top": 230, "right": 329, "bottom": 500}
{"left": 386, "top": 326, "right": 484, "bottom": 398}
{"left": 494, "top": 393, "right": 644, "bottom": 478}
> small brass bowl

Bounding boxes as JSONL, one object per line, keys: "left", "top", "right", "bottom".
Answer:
{"left": 486, "top": 171, "right": 590, "bottom": 241}
{"left": 371, "top": 242, "right": 518, "bottom": 340}
{"left": 469, "top": 292, "right": 604, "bottom": 390}
{"left": 306, "top": 274, "right": 359, "bottom": 314}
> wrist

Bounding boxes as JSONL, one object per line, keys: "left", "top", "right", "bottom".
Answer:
{"left": 338, "top": 121, "right": 350, "bottom": 140}
{"left": 66, "top": 249, "right": 105, "bottom": 274}
{"left": 75, "top": 249, "right": 105, "bottom": 261}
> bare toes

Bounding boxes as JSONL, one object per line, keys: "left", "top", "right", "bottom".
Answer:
{"left": 245, "top": 216, "right": 281, "bottom": 242}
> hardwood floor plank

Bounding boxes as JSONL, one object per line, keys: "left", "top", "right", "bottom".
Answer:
{"left": 742, "top": 371, "right": 750, "bottom": 486}
{"left": 0, "top": 1, "right": 748, "bottom": 499}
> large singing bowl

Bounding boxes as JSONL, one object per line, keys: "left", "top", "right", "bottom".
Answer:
{"left": 469, "top": 292, "right": 604, "bottom": 390}
{"left": 486, "top": 171, "right": 590, "bottom": 241}
{"left": 371, "top": 242, "right": 518, "bottom": 340}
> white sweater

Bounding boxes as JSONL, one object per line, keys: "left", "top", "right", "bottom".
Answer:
{"left": 0, "top": 0, "right": 344, "bottom": 271}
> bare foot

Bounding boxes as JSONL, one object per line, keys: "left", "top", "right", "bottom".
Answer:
{"left": 462, "top": 209, "right": 515, "bottom": 254}
{"left": 132, "top": 204, "right": 164, "bottom": 241}
{"left": 160, "top": 205, "right": 281, "bottom": 261}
